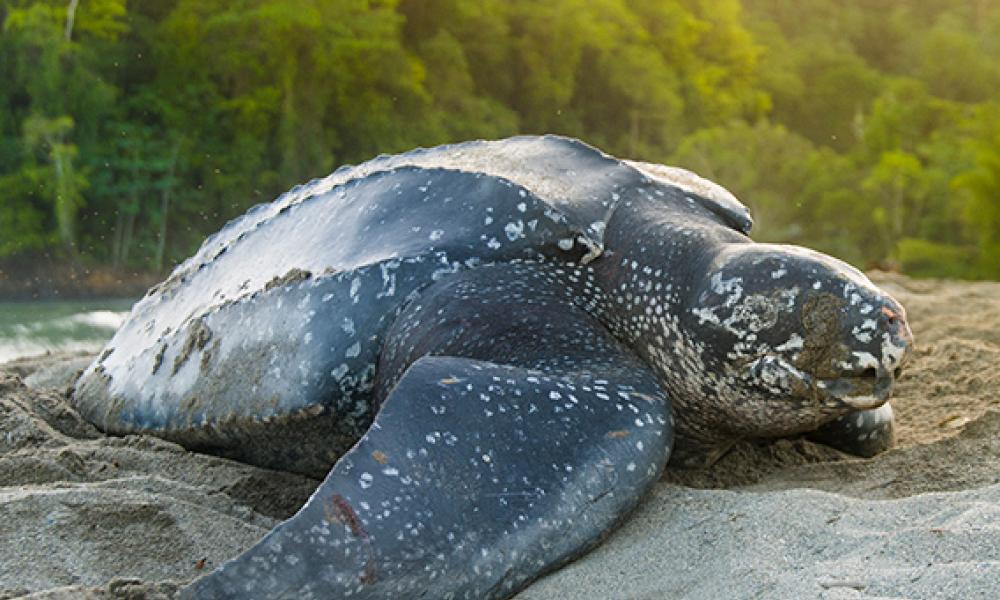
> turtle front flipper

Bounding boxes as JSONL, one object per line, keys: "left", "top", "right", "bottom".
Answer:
{"left": 807, "top": 403, "right": 896, "bottom": 458}
{"left": 179, "top": 264, "right": 673, "bottom": 599}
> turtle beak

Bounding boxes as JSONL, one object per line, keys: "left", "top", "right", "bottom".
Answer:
{"left": 879, "top": 300, "right": 913, "bottom": 376}
{"left": 826, "top": 296, "right": 913, "bottom": 410}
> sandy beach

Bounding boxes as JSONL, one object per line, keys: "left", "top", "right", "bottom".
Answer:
{"left": 2, "top": 272, "right": 998, "bottom": 599}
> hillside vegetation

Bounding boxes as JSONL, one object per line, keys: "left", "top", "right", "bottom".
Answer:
{"left": 1, "top": 0, "right": 998, "bottom": 278}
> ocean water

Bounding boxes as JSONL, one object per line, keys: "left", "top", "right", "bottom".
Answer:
{"left": 0, "top": 298, "right": 135, "bottom": 363}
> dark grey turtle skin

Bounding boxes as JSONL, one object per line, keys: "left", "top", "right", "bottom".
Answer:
{"left": 72, "top": 135, "right": 913, "bottom": 599}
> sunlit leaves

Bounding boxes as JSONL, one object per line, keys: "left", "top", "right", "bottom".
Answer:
{"left": 952, "top": 104, "right": 1000, "bottom": 275}
{"left": 1, "top": 0, "right": 1000, "bottom": 280}
{"left": 670, "top": 119, "right": 816, "bottom": 242}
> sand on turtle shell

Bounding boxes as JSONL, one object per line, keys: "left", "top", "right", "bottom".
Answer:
{"left": 1, "top": 272, "right": 999, "bottom": 599}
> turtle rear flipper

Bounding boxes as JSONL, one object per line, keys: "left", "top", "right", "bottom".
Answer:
{"left": 180, "top": 265, "right": 673, "bottom": 599}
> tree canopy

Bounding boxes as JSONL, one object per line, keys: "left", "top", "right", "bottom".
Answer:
{"left": 1, "top": 0, "right": 998, "bottom": 279}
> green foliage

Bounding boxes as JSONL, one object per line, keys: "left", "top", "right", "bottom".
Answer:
{"left": 21, "top": 114, "right": 86, "bottom": 251}
{"left": 0, "top": 168, "right": 53, "bottom": 255}
{"left": 670, "top": 119, "right": 817, "bottom": 242}
{"left": 952, "top": 103, "right": 1000, "bottom": 277}
{"left": 896, "top": 238, "right": 977, "bottom": 279}
{"left": 0, "top": 0, "right": 998, "bottom": 279}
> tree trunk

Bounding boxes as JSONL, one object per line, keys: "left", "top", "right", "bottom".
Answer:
{"left": 155, "top": 141, "right": 182, "bottom": 272}
{"left": 112, "top": 210, "right": 124, "bottom": 268}
{"left": 155, "top": 194, "right": 171, "bottom": 272}
{"left": 64, "top": 0, "right": 79, "bottom": 41}
{"left": 121, "top": 208, "right": 136, "bottom": 266}
{"left": 51, "top": 141, "right": 79, "bottom": 258}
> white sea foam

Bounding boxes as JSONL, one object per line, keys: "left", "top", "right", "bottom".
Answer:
{"left": 0, "top": 338, "right": 111, "bottom": 363}
{"left": 0, "top": 309, "right": 129, "bottom": 364}
{"left": 12, "top": 311, "right": 128, "bottom": 335}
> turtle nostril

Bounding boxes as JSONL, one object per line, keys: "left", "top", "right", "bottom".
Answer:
{"left": 894, "top": 367, "right": 902, "bottom": 379}
{"left": 861, "top": 367, "right": 878, "bottom": 380}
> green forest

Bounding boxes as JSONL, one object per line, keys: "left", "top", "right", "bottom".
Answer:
{"left": 2, "top": 0, "right": 999, "bottom": 279}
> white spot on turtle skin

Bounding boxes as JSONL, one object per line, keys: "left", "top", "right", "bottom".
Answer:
{"left": 516, "top": 202, "right": 527, "bottom": 213}
{"left": 710, "top": 271, "right": 744, "bottom": 300}
{"left": 771, "top": 268, "right": 787, "bottom": 279}
{"left": 852, "top": 327, "right": 874, "bottom": 343}
{"left": 504, "top": 221, "right": 525, "bottom": 241}
{"left": 852, "top": 351, "right": 880, "bottom": 370}
{"left": 881, "top": 332, "right": 908, "bottom": 370}
{"left": 487, "top": 237, "right": 502, "bottom": 250}
{"left": 484, "top": 216, "right": 494, "bottom": 225}
{"left": 342, "top": 317, "right": 355, "bottom": 336}
{"left": 429, "top": 229, "right": 445, "bottom": 241}
{"left": 691, "top": 306, "right": 722, "bottom": 327}
{"left": 775, "top": 334, "right": 804, "bottom": 352}
{"left": 345, "top": 342, "right": 361, "bottom": 358}
{"left": 349, "top": 277, "right": 361, "bottom": 301}
{"left": 359, "top": 472, "right": 374, "bottom": 489}
{"left": 331, "top": 364, "right": 349, "bottom": 380}
{"left": 813, "top": 281, "right": 822, "bottom": 290}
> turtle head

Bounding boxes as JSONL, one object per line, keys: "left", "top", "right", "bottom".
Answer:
{"left": 684, "top": 243, "right": 913, "bottom": 430}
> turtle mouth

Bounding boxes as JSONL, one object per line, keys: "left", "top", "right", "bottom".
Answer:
{"left": 741, "top": 355, "right": 901, "bottom": 410}
{"left": 816, "top": 366, "right": 899, "bottom": 410}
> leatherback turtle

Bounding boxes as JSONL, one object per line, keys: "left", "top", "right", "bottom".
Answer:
{"left": 73, "top": 135, "right": 913, "bottom": 599}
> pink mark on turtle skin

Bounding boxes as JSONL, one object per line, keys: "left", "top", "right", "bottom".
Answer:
{"left": 881, "top": 305, "right": 900, "bottom": 325}
{"left": 327, "top": 493, "right": 377, "bottom": 584}
{"left": 881, "top": 302, "right": 915, "bottom": 347}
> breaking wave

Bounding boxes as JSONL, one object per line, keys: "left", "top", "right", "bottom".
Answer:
{"left": 0, "top": 302, "right": 132, "bottom": 364}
